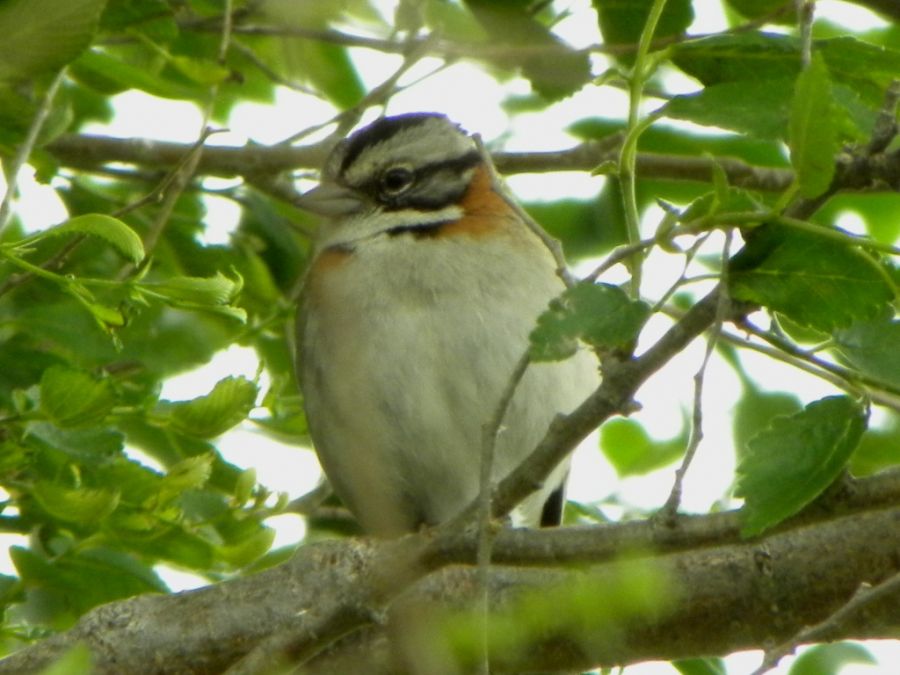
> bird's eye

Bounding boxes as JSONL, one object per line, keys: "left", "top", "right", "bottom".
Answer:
{"left": 379, "top": 166, "right": 414, "bottom": 195}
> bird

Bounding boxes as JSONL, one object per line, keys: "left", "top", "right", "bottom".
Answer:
{"left": 294, "top": 112, "right": 600, "bottom": 536}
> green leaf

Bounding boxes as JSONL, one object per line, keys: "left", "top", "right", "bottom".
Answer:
{"left": 729, "top": 229, "right": 894, "bottom": 332}
{"left": 164, "top": 376, "right": 258, "bottom": 439}
{"left": 170, "top": 56, "right": 231, "bottom": 87}
{"left": 679, "top": 187, "right": 767, "bottom": 224}
{"left": 529, "top": 283, "right": 650, "bottom": 361}
{"left": 674, "top": 657, "right": 727, "bottom": 675}
{"left": 665, "top": 79, "right": 793, "bottom": 140}
{"left": 850, "top": 413, "right": 900, "bottom": 476}
{"left": 11, "top": 546, "right": 166, "bottom": 615}
{"left": 731, "top": 386, "right": 801, "bottom": 462}
{"left": 44, "top": 213, "right": 145, "bottom": 263}
{"left": 833, "top": 315, "right": 900, "bottom": 389}
{"left": 594, "top": 0, "right": 694, "bottom": 46}
{"left": 0, "top": 0, "right": 107, "bottom": 82}
{"left": 159, "top": 453, "right": 214, "bottom": 496}
{"left": 40, "top": 366, "right": 116, "bottom": 428}
{"left": 464, "top": 0, "right": 591, "bottom": 99}
{"left": 672, "top": 33, "right": 802, "bottom": 85}
{"left": 600, "top": 417, "right": 688, "bottom": 476}
{"left": 32, "top": 482, "right": 120, "bottom": 524}
{"left": 789, "top": 55, "right": 838, "bottom": 199}
{"left": 735, "top": 396, "right": 866, "bottom": 536}
{"left": 217, "top": 527, "right": 275, "bottom": 567}
{"left": 788, "top": 642, "right": 875, "bottom": 675}
{"left": 72, "top": 48, "right": 201, "bottom": 100}
{"left": 141, "top": 271, "right": 247, "bottom": 321}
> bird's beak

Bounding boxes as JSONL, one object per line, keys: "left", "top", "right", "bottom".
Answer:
{"left": 294, "top": 182, "right": 364, "bottom": 217}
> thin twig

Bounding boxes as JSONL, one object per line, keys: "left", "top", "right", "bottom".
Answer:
{"left": 736, "top": 318, "right": 900, "bottom": 408}
{"left": 751, "top": 569, "right": 900, "bottom": 675}
{"left": 659, "top": 230, "right": 734, "bottom": 519}
{"left": 0, "top": 69, "right": 66, "bottom": 236}
{"left": 475, "top": 351, "right": 530, "bottom": 675}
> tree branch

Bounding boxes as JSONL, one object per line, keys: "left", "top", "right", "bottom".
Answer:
{"left": 2, "top": 478, "right": 898, "bottom": 674}
{"left": 45, "top": 133, "right": 799, "bottom": 192}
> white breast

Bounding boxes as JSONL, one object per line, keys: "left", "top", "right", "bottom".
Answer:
{"left": 299, "top": 227, "right": 599, "bottom": 534}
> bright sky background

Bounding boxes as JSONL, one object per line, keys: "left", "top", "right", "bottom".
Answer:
{"left": 2, "top": 0, "right": 898, "bottom": 672}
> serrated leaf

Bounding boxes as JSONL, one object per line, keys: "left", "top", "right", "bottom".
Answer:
{"left": 600, "top": 417, "right": 688, "bottom": 476}
{"left": 729, "top": 230, "right": 894, "bottom": 332}
{"left": 42, "top": 213, "right": 145, "bottom": 263}
{"left": 735, "top": 395, "right": 866, "bottom": 536}
{"left": 40, "top": 366, "right": 116, "bottom": 428}
{"left": 789, "top": 55, "right": 838, "bottom": 198}
{"left": 0, "top": 0, "right": 106, "bottom": 82}
{"left": 159, "top": 453, "right": 214, "bottom": 495}
{"left": 32, "top": 482, "right": 120, "bottom": 524}
{"left": 164, "top": 376, "right": 258, "bottom": 439}
{"left": 529, "top": 283, "right": 650, "bottom": 361}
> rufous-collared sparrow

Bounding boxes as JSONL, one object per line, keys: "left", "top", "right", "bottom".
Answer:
{"left": 295, "top": 113, "right": 600, "bottom": 535}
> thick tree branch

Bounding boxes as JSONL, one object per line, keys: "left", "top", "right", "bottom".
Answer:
{"left": 45, "top": 133, "right": 797, "bottom": 192}
{"left": 1, "top": 483, "right": 898, "bottom": 675}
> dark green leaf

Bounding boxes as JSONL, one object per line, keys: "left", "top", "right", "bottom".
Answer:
{"left": 724, "top": 0, "right": 794, "bottom": 22}
{"left": 789, "top": 54, "right": 837, "bottom": 199}
{"left": 789, "top": 642, "right": 875, "bottom": 675}
{"left": 735, "top": 396, "right": 866, "bottom": 536}
{"left": 600, "top": 417, "right": 688, "bottom": 476}
{"left": 594, "top": 0, "right": 694, "bottom": 46}
{"left": 529, "top": 283, "right": 650, "bottom": 361}
{"left": 523, "top": 199, "right": 627, "bottom": 259}
{"left": 40, "top": 366, "right": 116, "bottom": 428}
{"left": 729, "top": 229, "right": 894, "bottom": 332}
{"left": 0, "top": 0, "right": 106, "bottom": 82}
{"left": 665, "top": 79, "right": 793, "bottom": 140}
{"left": 163, "top": 376, "right": 258, "bottom": 439}
{"left": 672, "top": 33, "right": 802, "bottom": 85}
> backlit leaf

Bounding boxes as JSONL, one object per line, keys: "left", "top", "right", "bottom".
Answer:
{"left": 529, "top": 282, "right": 650, "bottom": 361}
{"left": 789, "top": 54, "right": 837, "bottom": 198}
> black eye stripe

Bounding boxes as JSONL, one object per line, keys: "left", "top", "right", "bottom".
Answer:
{"left": 374, "top": 150, "right": 481, "bottom": 196}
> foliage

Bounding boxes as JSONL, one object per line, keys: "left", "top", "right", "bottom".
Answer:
{"left": 0, "top": 0, "right": 898, "bottom": 672}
